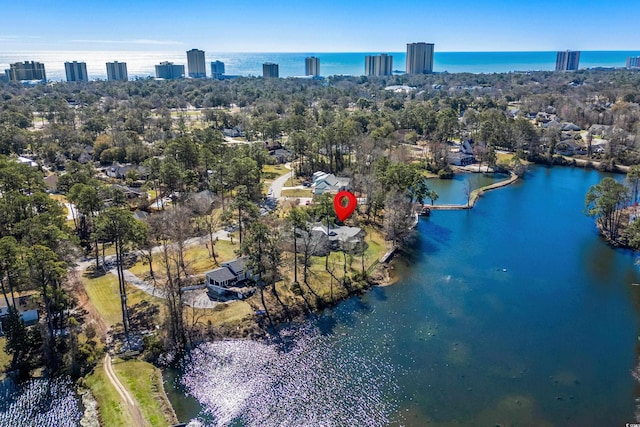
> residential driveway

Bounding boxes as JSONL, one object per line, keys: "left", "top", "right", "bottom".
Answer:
{"left": 268, "top": 162, "right": 293, "bottom": 199}
{"left": 65, "top": 203, "right": 78, "bottom": 221}
{"left": 112, "top": 268, "right": 221, "bottom": 309}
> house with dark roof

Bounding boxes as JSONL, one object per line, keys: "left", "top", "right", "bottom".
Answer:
{"left": 223, "top": 127, "right": 244, "bottom": 138}
{"left": 556, "top": 139, "right": 585, "bottom": 156}
{"left": 205, "top": 256, "right": 255, "bottom": 299}
{"left": 447, "top": 140, "right": 475, "bottom": 166}
{"left": 111, "top": 184, "right": 146, "bottom": 199}
{"left": 269, "top": 148, "right": 293, "bottom": 164}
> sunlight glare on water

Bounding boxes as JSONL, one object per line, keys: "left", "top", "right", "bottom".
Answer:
{"left": 180, "top": 323, "right": 398, "bottom": 427}
{"left": 0, "top": 377, "right": 82, "bottom": 427}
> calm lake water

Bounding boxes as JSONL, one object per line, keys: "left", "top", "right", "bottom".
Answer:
{"left": 167, "top": 166, "right": 640, "bottom": 426}
{"left": 425, "top": 172, "right": 506, "bottom": 205}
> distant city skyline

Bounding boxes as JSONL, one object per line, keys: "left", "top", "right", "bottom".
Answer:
{"left": 1, "top": 0, "right": 639, "bottom": 52}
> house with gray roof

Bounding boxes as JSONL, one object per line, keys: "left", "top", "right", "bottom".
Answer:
{"left": 312, "top": 172, "right": 351, "bottom": 195}
{"left": 205, "top": 256, "right": 255, "bottom": 299}
{"left": 310, "top": 223, "right": 365, "bottom": 252}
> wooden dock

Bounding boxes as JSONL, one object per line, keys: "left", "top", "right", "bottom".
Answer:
{"left": 379, "top": 246, "right": 397, "bottom": 264}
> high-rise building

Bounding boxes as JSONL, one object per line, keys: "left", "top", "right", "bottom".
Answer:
{"left": 555, "top": 50, "right": 580, "bottom": 71}
{"left": 365, "top": 54, "right": 393, "bottom": 76}
{"left": 305, "top": 56, "right": 320, "bottom": 77}
{"left": 0, "top": 73, "right": 8, "bottom": 83}
{"left": 406, "top": 42, "right": 434, "bottom": 74}
{"left": 627, "top": 57, "right": 640, "bottom": 69}
{"left": 263, "top": 62, "right": 279, "bottom": 78}
{"left": 210, "top": 61, "right": 225, "bottom": 79}
{"left": 64, "top": 61, "right": 88, "bottom": 82}
{"left": 7, "top": 61, "right": 46, "bottom": 82}
{"left": 155, "top": 61, "right": 185, "bottom": 80}
{"left": 187, "top": 49, "right": 206, "bottom": 78}
{"left": 106, "top": 62, "right": 128, "bottom": 81}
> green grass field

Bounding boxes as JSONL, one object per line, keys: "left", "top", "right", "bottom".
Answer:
{"left": 127, "top": 240, "right": 239, "bottom": 280}
{"left": 85, "top": 364, "right": 133, "bottom": 427}
{"left": 262, "top": 164, "right": 289, "bottom": 180}
{"left": 113, "top": 359, "right": 177, "bottom": 426}
{"left": 86, "top": 359, "right": 176, "bottom": 427}
{"left": 281, "top": 188, "right": 313, "bottom": 198}
{"left": 82, "top": 274, "right": 161, "bottom": 326}
{"left": 185, "top": 301, "right": 254, "bottom": 330}
{"left": 496, "top": 152, "right": 516, "bottom": 164}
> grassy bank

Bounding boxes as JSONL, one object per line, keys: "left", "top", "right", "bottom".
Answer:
{"left": 85, "top": 363, "right": 133, "bottom": 426}
{"left": 113, "top": 360, "right": 177, "bottom": 426}
{"left": 85, "top": 359, "right": 176, "bottom": 427}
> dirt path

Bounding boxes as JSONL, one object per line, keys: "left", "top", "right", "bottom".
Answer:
{"left": 103, "top": 354, "right": 147, "bottom": 427}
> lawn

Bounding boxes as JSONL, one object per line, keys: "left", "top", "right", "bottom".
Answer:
{"left": 496, "top": 152, "right": 516, "bottom": 164}
{"left": 113, "top": 359, "right": 177, "bottom": 427}
{"left": 82, "top": 274, "right": 161, "bottom": 326}
{"left": 49, "top": 194, "right": 68, "bottom": 204}
{"left": 262, "top": 164, "right": 289, "bottom": 180}
{"left": 85, "top": 364, "right": 133, "bottom": 427}
{"left": 281, "top": 188, "right": 313, "bottom": 198}
{"left": 185, "top": 301, "right": 254, "bottom": 329}
{"left": 127, "top": 240, "right": 240, "bottom": 280}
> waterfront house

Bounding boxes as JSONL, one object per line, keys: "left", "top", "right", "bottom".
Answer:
{"left": 447, "top": 140, "right": 475, "bottom": 166}
{"left": 222, "top": 127, "right": 244, "bottom": 138}
{"left": 205, "top": 257, "right": 255, "bottom": 299}
{"left": 310, "top": 223, "right": 365, "bottom": 252}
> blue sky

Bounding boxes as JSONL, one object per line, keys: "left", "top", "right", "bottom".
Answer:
{"left": 2, "top": 0, "right": 639, "bottom": 52}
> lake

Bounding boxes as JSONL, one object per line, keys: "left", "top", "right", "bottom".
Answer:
{"left": 166, "top": 166, "right": 640, "bottom": 426}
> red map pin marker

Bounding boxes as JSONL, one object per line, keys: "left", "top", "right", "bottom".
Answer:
{"left": 333, "top": 191, "right": 357, "bottom": 222}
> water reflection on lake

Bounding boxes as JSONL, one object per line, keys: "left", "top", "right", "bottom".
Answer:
{"left": 177, "top": 323, "right": 398, "bottom": 426}
{"left": 168, "top": 166, "right": 640, "bottom": 426}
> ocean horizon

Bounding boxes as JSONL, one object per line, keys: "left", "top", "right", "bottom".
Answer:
{"left": 2, "top": 50, "right": 640, "bottom": 81}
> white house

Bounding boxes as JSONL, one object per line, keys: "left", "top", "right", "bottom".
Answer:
{"left": 447, "top": 140, "right": 475, "bottom": 166}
